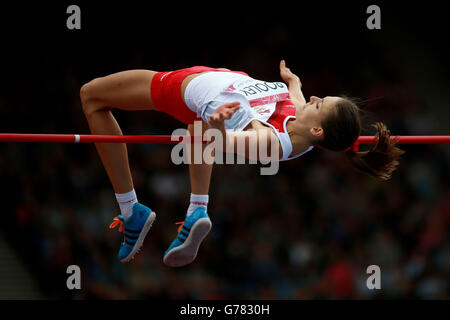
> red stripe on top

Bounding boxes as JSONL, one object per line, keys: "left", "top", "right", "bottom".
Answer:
{"left": 267, "top": 100, "right": 296, "bottom": 133}
{"left": 248, "top": 93, "right": 290, "bottom": 108}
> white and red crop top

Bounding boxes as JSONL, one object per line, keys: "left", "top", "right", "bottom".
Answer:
{"left": 184, "top": 71, "right": 314, "bottom": 161}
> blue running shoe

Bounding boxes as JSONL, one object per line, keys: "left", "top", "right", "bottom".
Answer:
{"left": 163, "top": 207, "right": 211, "bottom": 267}
{"left": 109, "top": 203, "right": 156, "bottom": 263}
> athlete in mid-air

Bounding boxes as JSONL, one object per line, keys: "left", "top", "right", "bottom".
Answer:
{"left": 80, "top": 61, "right": 404, "bottom": 267}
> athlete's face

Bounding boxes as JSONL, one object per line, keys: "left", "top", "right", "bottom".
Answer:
{"left": 297, "top": 96, "right": 342, "bottom": 137}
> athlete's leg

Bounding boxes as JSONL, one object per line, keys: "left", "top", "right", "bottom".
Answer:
{"left": 163, "top": 121, "right": 213, "bottom": 267}
{"left": 80, "top": 70, "right": 159, "bottom": 262}
{"left": 188, "top": 122, "right": 213, "bottom": 195}
{"left": 186, "top": 121, "right": 213, "bottom": 215}
{"left": 80, "top": 70, "right": 158, "bottom": 194}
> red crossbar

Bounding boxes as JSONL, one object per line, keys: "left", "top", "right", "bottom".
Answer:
{"left": 0, "top": 133, "right": 449, "bottom": 145}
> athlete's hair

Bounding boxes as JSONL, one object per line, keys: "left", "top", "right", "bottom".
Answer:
{"left": 315, "top": 96, "right": 405, "bottom": 181}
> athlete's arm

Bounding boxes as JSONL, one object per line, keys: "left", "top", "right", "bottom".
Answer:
{"left": 279, "top": 60, "right": 306, "bottom": 106}
{"left": 208, "top": 103, "right": 281, "bottom": 161}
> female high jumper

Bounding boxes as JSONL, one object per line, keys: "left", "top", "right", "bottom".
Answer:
{"left": 80, "top": 61, "right": 404, "bottom": 267}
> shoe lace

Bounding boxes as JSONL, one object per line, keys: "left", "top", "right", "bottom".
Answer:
{"left": 109, "top": 215, "right": 124, "bottom": 232}
{"left": 175, "top": 221, "right": 184, "bottom": 233}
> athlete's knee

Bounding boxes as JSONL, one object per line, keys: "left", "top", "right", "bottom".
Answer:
{"left": 80, "top": 78, "right": 106, "bottom": 115}
{"left": 80, "top": 78, "right": 100, "bottom": 104}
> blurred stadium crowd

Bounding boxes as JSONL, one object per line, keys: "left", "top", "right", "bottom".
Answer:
{"left": 0, "top": 4, "right": 449, "bottom": 299}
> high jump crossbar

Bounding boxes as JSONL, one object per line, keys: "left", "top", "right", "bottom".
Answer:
{"left": 0, "top": 134, "right": 449, "bottom": 150}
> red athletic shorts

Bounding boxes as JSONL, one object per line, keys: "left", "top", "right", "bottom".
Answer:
{"left": 150, "top": 66, "right": 249, "bottom": 124}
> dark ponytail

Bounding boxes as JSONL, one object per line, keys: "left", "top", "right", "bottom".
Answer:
{"left": 345, "top": 122, "right": 405, "bottom": 181}
{"left": 317, "top": 97, "right": 405, "bottom": 181}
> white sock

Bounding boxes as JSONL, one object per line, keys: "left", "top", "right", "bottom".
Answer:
{"left": 115, "top": 189, "right": 138, "bottom": 219}
{"left": 187, "top": 193, "right": 209, "bottom": 216}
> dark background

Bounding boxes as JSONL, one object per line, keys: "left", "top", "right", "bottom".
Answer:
{"left": 0, "top": 1, "right": 448, "bottom": 299}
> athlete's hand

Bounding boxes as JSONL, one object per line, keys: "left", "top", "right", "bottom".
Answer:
{"left": 280, "top": 60, "right": 306, "bottom": 105}
{"left": 280, "top": 60, "right": 301, "bottom": 87}
{"left": 209, "top": 102, "right": 240, "bottom": 128}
